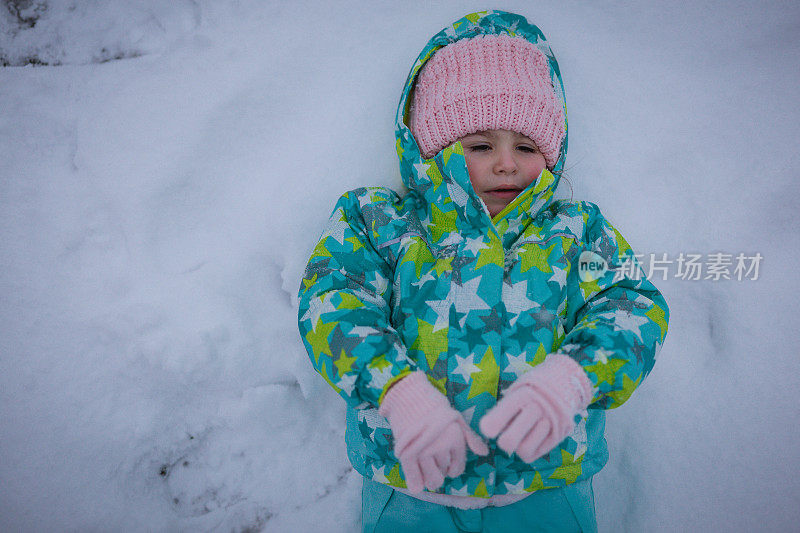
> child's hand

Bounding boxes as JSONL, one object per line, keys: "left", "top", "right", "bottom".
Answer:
{"left": 479, "top": 353, "right": 593, "bottom": 463}
{"left": 379, "top": 371, "right": 489, "bottom": 493}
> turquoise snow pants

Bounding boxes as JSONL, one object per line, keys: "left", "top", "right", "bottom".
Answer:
{"left": 361, "top": 477, "right": 597, "bottom": 533}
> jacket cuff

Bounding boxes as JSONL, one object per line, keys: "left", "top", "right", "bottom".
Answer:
{"left": 377, "top": 369, "right": 414, "bottom": 406}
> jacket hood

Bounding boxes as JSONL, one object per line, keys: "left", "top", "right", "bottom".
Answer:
{"left": 395, "top": 10, "right": 568, "bottom": 245}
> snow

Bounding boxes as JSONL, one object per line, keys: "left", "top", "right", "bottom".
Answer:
{"left": 1, "top": 0, "right": 799, "bottom": 531}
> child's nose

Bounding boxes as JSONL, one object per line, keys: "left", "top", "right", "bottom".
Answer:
{"left": 493, "top": 148, "right": 517, "bottom": 174}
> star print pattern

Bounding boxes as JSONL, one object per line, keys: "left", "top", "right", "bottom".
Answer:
{"left": 453, "top": 353, "right": 482, "bottom": 382}
{"left": 297, "top": 10, "right": 669, "bottom": 499}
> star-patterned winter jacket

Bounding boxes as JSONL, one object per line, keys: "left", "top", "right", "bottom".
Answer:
{"left": 297, "top": 10, "right": 669, "bottom": 499}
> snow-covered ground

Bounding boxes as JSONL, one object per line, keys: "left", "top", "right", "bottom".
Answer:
{"left": 1, "top": 1, "right": 798, "bottom": 531}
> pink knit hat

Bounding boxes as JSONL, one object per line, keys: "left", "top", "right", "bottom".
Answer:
{"left": 409, "top": 33, "right": 565, "bottom": 168}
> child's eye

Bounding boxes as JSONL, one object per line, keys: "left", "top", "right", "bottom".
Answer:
{"left": 468, "top": 144, "right": 491, "bottom": 152}
{"left": 517, "top": 145, "right": 538, "bottom": 153}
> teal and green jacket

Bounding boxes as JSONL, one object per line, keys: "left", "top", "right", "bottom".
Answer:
{"left": 297, "top": 10, "right": 669, "bottom": 499}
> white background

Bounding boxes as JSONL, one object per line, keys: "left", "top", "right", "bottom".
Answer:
{"left": 2, "top": 1, "right": 798, "bottom": 530}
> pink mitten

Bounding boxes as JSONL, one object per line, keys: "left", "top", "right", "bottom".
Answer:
{"left": 479, "top": 353, "right": 593, "bottom": 463}
{"left": 378, "top": 371, "right": 489, "bottom": 493}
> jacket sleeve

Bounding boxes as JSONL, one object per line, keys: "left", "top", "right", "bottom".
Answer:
{"left": 297, "top": 190, "right": 417, "bottom": 409}
{"left": 558, "top": 202, "right": 669, "bottom": 409}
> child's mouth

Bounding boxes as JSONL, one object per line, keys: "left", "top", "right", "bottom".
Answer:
{"left": 487, "top": 188, "right": 521, "bottom": 199}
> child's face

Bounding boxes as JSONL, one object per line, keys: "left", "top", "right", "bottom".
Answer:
{"left": 460, "top": 130, "right": 547, "bottom": 218}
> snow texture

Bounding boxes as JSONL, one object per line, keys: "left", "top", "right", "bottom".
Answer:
{"left": 1, "top": 0, "right": 799, "bottom": 531}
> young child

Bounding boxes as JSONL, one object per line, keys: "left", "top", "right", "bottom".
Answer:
{"left": 298, "top": 10, "right": 669, "bottom": 532}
